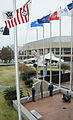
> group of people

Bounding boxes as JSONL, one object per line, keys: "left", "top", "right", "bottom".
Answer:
{"left": 27, "top": 83, "right": 54, "bottom": 102}
{"left": 27, "top": 86, "right": 35, "bottom": 102}
{"left": 27, "top": 83, "right": 72, "bottom": 103}
{"left": 62, "top": 91, "right": 71, "bottom": 102}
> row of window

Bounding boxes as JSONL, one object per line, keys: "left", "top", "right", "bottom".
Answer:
{"left": 19, "top": 48, "right": 73, "bottom": 56}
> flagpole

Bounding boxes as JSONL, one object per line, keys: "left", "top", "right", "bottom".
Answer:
{"left": 36, "top": 27, "right": 39, "bottom": 80}
{"left": 13, "top": 0, "right": 22, "bottom": 120}
{"left": 59, "top": 6, "right": 61, "bottom": 88}
{"left": 50, "top": 13, "right": 52, "bottom": 84}
{"left": 43, "top": 24, "right": 45, "bottom": 81}
{"left": 40, "top": 23, "right": 45, "bottom": 98}
{"left": 70, "top": 3, "right": 73, "bottom": 91}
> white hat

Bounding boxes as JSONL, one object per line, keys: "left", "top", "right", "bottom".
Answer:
{"left": 32, "top": 85, "right": 35, "bottom": 88}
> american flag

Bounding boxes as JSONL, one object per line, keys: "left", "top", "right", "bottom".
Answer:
{"left": 2, "top": 0, "right": 31, "bottom": 28}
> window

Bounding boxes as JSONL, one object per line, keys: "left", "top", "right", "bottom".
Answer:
{"left": 24, "top": 51, "right": 26, "bottom": 55}
{"left": 55, "top": 48, "right": 59, "bottom": 54}
{"left": 39, "top": 49, "right": 43, "bottom": 55}
{"left": 64, "top": 48, "right": 71, "bottom": 54}
{"left": 29, "top": 50, "right": 31, "bottom": 55}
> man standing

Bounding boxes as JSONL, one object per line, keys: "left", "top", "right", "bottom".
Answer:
{"left": 49, "top": 83, "right": 53, "bottom": 96}
{"left": 32, "top": 86, "right": 35, "bottom": 102}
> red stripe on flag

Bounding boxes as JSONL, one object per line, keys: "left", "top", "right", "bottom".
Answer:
{"left": 11, "top": 19, "right": 14, "bottom": 27}
{"left": 23, "top": 6, "right": 28, "bottom": 22}
{"left": 16, "top": 9, "right": 21, "bottom": 24}
{"left": 8, "top": 20, "right": 11, "bottom": 28}
{"left": 26, "top": 4, "right": 29, "bottom": 21}
{"left": 5, "top": 21, "right": 8, "bottom": 29}
{"left": 14, "top": 18, "right": 17, "bottom": 25}
{"left": 20, "top": 8, "right": 25, "bottom": 23}
{"left": 48, "top": 11, "right": 59, "bottom": 21}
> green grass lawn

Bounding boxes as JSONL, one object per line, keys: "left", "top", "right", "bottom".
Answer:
{"left": 0, "top": 66, "right": 24, "bottom": 86}
{"left": 0, "top": 66, "right": 30, "bottom": 120}
{"left": 38, "top": 65, "right": 63, "bottom": 74}
{"left": 0, "top": 88, "right": 26, "bottom": 120}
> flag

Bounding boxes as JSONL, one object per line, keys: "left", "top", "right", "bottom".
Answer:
{"left": 57, "top": 7, "right": 71, "bottom": 17}
{"left": 67, "top": 2, "right": 73, "bottom": 10}
{"left": 37, "top": 14, "right": 50, "bottom": 23}
{"left": 30, "top": 20, "right": 43, "bottom": 27}
{"left": 0, "top": 27, "right": 4, "bottom": 33}
{"left": 0, "top": 26, "right": 9, "bottom": 35}
{"left": 2, "top": 0, "right": 31, "bottom": 28}
{"left": 33, "top": 50, "right": 39, "bottom": 58}
{"left": 48, "top": 11, "right": 59, "bottom": 21}
{"left": 3, "top": 26, "right": 9, "bottom": 35}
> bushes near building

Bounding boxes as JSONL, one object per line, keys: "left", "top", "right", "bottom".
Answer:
{"left": 4, "top": 87, "right": 23, "bottom": 106}
{"left": 19, "top": 64, "right": 36, "bottom": 80}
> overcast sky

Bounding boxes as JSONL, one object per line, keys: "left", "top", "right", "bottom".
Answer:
{"left": 0, "top": 0, "right": 72, "bottom": 49}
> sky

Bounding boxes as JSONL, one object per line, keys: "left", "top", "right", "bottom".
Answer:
{"left": 0, "top": 0, "right": 72, "bottom": 49}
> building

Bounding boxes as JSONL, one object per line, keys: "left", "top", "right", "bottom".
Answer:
{"left": 19, "top": 36, "right": 73, "bottom": 62}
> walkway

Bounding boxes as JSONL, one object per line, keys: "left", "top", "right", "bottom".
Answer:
{"left": 0, "top": 84, "right": 26, "bottom": 88}
{"left": 23, "top": 93, "right": 73, "bottom": 120}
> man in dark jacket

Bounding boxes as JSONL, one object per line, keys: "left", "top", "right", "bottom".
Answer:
{"left": 49, "top": 83, "right": 53, "bottom": 96}
{"left": 32, "top": 86, "right": 35, "bottom": 102}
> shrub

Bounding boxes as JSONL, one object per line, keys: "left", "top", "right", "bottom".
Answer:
{"left": 4, "top": 87, "right": 23, "bottom": 106}
{"left": 61, "top": 63, "right": 70, "bottom": 72}
{"left": 21, "top": 73, "right": 27, "bottom": 81}
{"left": 25, "top": 79, "right": 33, "bottom": 87}
{"left": 19, "top": 64, "right": 36, "bottom": 79}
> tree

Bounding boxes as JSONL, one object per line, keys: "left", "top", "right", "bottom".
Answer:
{"left": 0, "top": 46, "right": 14, "bottom": 63}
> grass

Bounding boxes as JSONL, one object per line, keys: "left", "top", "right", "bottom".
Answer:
{"left": 0, "top": 88, "right": 26, "bottom": 120}
{"left": 0, "top": 88, "right": 20, "bottom": 120}
{"left": 0, "top": 66, "right": 24, "bottom": 86}
{"left": 0, "top": 65, "right": 31, "bottom": 120}
{"left": 38, "top": 65, "right": 63, "bottom": 74}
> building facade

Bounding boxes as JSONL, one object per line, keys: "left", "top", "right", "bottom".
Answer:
{"left": 19, "top": 36, "right": 73, "bottom": 62}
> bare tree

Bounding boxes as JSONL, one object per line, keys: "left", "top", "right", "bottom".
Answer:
{"left": 0, "top": 46, "right": 14, "bottom": 63}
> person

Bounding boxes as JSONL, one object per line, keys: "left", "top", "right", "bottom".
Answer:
{"left": 49, "top": 83, "right": 53, "bottom": 96}
{"left": 62, "top": 91, "right": 71, "bottom": 102}
{"left": 27, "top": 89, "right": 30, "bottom": 100}
{"left": 32, "top": 86, "right": 35, "bottom": 102}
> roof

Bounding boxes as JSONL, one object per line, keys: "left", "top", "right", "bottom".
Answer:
{"left": 23, "top": 36, "right": 71, "bottom": 47}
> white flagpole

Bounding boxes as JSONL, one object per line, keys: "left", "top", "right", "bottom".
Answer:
{"left": 70, "top": 3, "right": 73, "bottom": 91}
{"left": 50, "top": 14, "right": 52, "bottom": 84}
{"left": 59, "top": 6, "right": 61, "bottom": 88}
{"left": 13, "top": 0, "right": 22, "bottom": 120}
{"left": 40, "top": 23, "right": 45, "bottom": 98}
{"left": 36, "top": 28, "right": 39, "bottom": 80}
{"left": 43, "top": 24, "right": 45, "bottom": 81}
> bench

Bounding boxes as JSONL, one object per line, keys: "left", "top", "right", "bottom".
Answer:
{"left": 30, "top": 110, "right": 42, "bottom": 120}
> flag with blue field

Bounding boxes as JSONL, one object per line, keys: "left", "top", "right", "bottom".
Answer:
{"left": 37, "top": 14, "right": 50, "bottom": 23}
{"left": 3, "top": 26, "right": 9, "bottom": 35}
{"left": 67, "top": 2, "right": 73, "bottom": 10}
{"left": 31, "top": 20, "right": 43, "bottom": 27}
{"left": 0, "top": 26, "right": 9, "bottom": 35}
